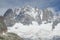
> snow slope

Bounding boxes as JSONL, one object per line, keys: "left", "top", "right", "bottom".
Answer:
{"left": 7, "top": 21, "right": 60, "bottom": 40}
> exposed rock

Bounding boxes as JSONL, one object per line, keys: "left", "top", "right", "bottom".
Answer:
{"left": 42, "top": 9, "right": 53, "bottom": 23}
{"left": 52, "top": 18, "right": 60, "bottom": 30}
{"left": 4, "top": 9, "right": 16, "bottom": 26}
{"left": 52, "top": 35, "right": 60, "bottom": 40}
{"left": 0, "top": 32, "right": 24, "bottom": 40}
{"left": 35, "top": 8, "right": 42, "bottom": 24}
{"left": 16, "top": 13, "right": 34, "bottom": 25}
{"left": 0, "top": 16, "right": 7, "bottom": 34}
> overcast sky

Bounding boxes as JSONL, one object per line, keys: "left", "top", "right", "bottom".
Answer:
{"left": 0, "top": 0, "right": 60, "bottom": 15}
{"left": 0, "top": 0, "right": 60, "bottom": 9}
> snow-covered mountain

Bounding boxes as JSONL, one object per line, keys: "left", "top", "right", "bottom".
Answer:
{"left": 3, "top": 5, "right": 60, "bottom": 40}
{"left": 4, "top": 5, "right": 56, "bottom": 26}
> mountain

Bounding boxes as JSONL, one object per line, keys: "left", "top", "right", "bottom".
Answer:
{"left": 4, "top": 5, "right": 42, "bottom": 26}
{"left": 3, "top": 5, "right": 60, "bottom": 40}
{"left": 3, "top": 5, "right": 60, "bottom": 30}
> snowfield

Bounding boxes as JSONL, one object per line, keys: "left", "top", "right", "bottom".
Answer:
{"left": 7, "top": 21, "right": 60, "bottom": 40}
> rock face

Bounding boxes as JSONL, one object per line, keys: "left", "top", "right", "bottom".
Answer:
{"left": 15, "top": 6, "right": 34, "bottom": 25}
{"left": 34, "top": 8, "right": 42, "bottom": 24}
{"left": 15, "top": 7, "right": 34, "bottom": 25}
{"left": 52, "top": 18, "right": 60, "bottom": 30}
{"left": 0, "top": 16, "right": 7, "bottom": 34}
{"left": 52, "top": 36, "right": 60, "bottom": 40}
{"left": 4, "top": 9, "right": 16, "bottom": 26}
{"left": 42, "top": 9, "right": 53, "bottom": 23}
{"left": 0, "top": 32, "right": 23, "bottom": 40}
{"left": 15, "top": 6, "right": 42, "bottom": 25}
{"left": 16, "top": 14, "right": 34, "bottom": 25}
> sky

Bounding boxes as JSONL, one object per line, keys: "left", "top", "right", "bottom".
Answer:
{"left": 0, "top": 0, "right": 60, "bottom": 9}
{"left": 0, "top": 0, "right": 60, "bottom": 15}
